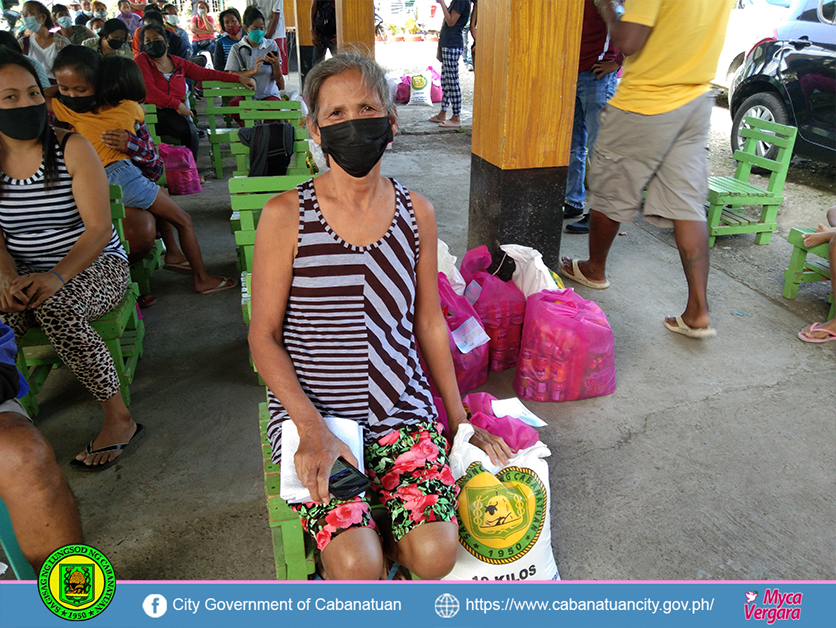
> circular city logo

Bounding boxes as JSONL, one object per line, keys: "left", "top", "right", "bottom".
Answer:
{"left": 38, "top": 544, "right": 116, "bottom": 621}
{"left": 456, "top": 463, "right": 547, "bottom": 565}
{"left": 411, "top": 75, "right": 428, "bottom": 90}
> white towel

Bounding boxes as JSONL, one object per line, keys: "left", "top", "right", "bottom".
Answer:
{"left": 279, "top": 417, "right": 365, "bottom": 503}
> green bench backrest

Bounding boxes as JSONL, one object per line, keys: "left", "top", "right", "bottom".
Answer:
{"left": 734, "top": 116, "right": 798, "bottom": 196}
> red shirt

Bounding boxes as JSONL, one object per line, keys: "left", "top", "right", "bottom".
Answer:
{"left": 134, "top": 52, "right": 239, "bottom": 109}
{"left": 577, "top": 0, "right": 624, "bottom": 73}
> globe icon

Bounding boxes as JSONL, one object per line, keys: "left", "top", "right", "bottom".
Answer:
{"left": 435, "top": 593, "right": 460, "bottom": 619}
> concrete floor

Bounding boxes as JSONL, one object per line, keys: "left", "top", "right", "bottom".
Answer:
{"left": 3, "top": 91, "right": 834, "bottom": 582}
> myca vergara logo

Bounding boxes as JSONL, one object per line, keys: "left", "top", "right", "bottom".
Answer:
{"left": 38, "top": 544, "right": 116, "bottom": 621}
{"left": 456, "top": 463, "right": 546, "bottom": 565}
{"left": 744, "top": 588, "right": 802, "bottom": 624}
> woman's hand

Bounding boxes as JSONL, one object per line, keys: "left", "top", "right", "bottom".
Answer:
{"left": 238, "top": 75, "right": 256, "bottom": 90}
{"left": 100, "top": 129, "right": 130, "bottom": 153}
{"left": 449, "top": 414, "right": 513, "bottom": 466}
{"left": 294, "top": 421, "right": 360, "bottom": 505}
{"left": 9, "top": 272, "right": 64, "bottom": 310}
{"left": 0, "top": 273, "right": 26, "bottom": 313}
{"left": 264, "top": 51, "right": 280, "bottom": 67}
{"left": 176, "top": 101, "right": 192, "bottom": 117}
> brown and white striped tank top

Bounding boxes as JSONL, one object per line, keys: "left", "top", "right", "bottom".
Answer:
{"left": 266, "top": 178, "right": 437, "bottom": 463}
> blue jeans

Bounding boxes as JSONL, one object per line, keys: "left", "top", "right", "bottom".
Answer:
{"left": 565, "top": 69, "right": 618, "bottom": 210}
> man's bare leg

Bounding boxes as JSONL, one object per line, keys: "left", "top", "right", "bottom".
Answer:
{"left": 0, "top": 412, "right": 82, "bottom": 572}
{"left": 665, "top": 219, "right": 711, "bottom": 330}
{"left": 799, "top": 234, "right": 836, "bottom": 339}
{"left": 561, "top": 209, "right": 621, "bottom": 284}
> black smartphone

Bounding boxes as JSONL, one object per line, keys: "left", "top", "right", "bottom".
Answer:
{"left": 329, "top": 457, "right": 370, "bottom": 500}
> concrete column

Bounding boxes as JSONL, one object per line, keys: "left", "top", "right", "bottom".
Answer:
{"left": 285, "top": 0, "right": 298, "bottom": 72}
{"left": 336, "top": 0, "right": 374, "bottom": 58}
{"left": 467, "top": 0, "right": 583, "bottom": 270}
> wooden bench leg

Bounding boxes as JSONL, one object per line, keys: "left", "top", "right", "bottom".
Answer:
{"left": 783, "top": 245, "right": 809, "bottom": 299}
{"left": 706, "top": 202, "right": 722, "bottom": 248}
{"left": 754, "top": 204, "right": 780, "bottom": 245}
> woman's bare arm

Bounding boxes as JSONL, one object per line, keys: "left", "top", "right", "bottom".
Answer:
{"left": 248, "top": 189, "right": 358, "bottom": 504}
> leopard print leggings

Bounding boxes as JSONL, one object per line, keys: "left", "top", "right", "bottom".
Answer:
{"left": 1, "top": 254, "right": 130, "bottom": 403}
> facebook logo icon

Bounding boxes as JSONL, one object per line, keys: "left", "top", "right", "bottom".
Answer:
{"left": 143, "top": 594, "right": 168, "bottom": 618}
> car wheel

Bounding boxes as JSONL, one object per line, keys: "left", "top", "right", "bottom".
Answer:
{"left": 731, "top": 92, "right": 791, "bottom": 163}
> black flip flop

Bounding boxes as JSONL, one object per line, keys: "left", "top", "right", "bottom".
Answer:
{"left": 69, "top": 424, "right": 146, "bottom": 472}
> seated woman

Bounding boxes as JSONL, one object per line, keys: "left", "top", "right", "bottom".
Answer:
{"left": 82, "top": 18, "right": 134, "bottom": 58}
{"left": 115, "top": 0, "right": 142, "bottom": 35}
{"left": 189, "top": 1, "right": 217, "bottom": 57}
{"left": 0, "top": 48, "right": 142, "bottom": 470}
{"left": 136, "top": 23, "right": 255, "bottom": 160}
{"left": 798, "top": 205, "right": 836, "bottom": 343}
{"left": 248, "top": 52, "right": 511, "bottom": 581}
{"left": 52, "top": 4, "right": 96, "bottom": 45}
{"left": 18, "top": 1, "right": 71, "bottom": 82}
{"left": 162, "top": 4, "right": 191, "bottom": 51}
{"left": 87, "top": 17, "right": 105, "bottom": 36}
{"left": 0, "top": 31, "right": 49, "bottom": 89}
{"left": 213, "top": 7, "right": 243, "bottom": 72}
{"left": 224, "top": 5, "right": 284, "bottom": 125}
{"left": 52, "top": 47, "right": 236, "bottom": 296}
{"left": 131, "top": 9, "right": 189, "bottom": 59}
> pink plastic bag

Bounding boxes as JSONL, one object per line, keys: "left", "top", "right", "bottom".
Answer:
{"left": 158, "top": 143, "right": 201, "bottom": 195}
{"left": 436, "top": 273, "right": 489, "bottom": 395}
{"left": 427, "top": 65, "right": 442, "bottom": 103}
{"left": 472, "top": 271, "right": 526, "bottom": 371}
{"left": 395, "top": 76, "right": 411, "bottom": 103}
{"left": 514, "top": 288, "right": 616, "bottom": 403}
{"left": 460, "top": 245, "right": 492, "bottom": 284}
{"left": 462, "top": 392, "right": 538, "bottom": 452}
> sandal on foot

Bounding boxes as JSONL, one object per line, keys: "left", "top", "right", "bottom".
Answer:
{"left": 438, "top": 119, "right": 462, "bottom": 128}
{"left": 163, "top": 261, "right": 191, "bottom": 273}
{"left": 69, "top": 424, "right": 145, "bottom": 472}
{"left": 137, "top": 294, "right": 157, "bottom": 308}
{"left": 558, "top": 258, "right": 609, "bottom": 289}
{"left": 664, "top": 316, "right": 716, "bottom": 339}
{"left": 199, "top": 276, "right": 236, "bottom": 295}
{"left": 797, "top": 322, "right": 836, "bottom": 343}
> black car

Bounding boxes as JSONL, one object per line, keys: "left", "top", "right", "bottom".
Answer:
{"left": 729, "top": 0, "right": 835, "bottom": 164}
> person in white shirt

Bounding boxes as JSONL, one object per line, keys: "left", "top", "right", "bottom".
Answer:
{"left": 247, "top": 0, "right": 287, "bottom": 74}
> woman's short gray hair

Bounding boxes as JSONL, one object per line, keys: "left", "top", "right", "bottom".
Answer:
{"left": 304, "top": 50, "right": 396, "bottom": 125}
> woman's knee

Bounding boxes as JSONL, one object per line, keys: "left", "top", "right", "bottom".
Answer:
{"left": 123, "top": 207, "right": 157, "bottom": 263}
{"left": 400, "top": 522, "right": 458, "bottom": 580}
{"left": 320, "top": 528, "right": 384, "bottom": 580}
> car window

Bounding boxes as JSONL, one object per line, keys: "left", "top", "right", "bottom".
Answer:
{"left": 821, "top": 0, "right": 836, "bottom": 22}
{"left": 794, "top": 0, "right": 821, "bottom": 20}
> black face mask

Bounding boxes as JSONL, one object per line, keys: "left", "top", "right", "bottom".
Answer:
{"left": 318, "top": 117, "right": 393, "bottom": 179}
{"left": 0, "top": 102, "right": 47, "bottom": 141}
{"left": 107, "top": 38, "right": 126, "bottom": 51}
{"left": 145, "top": 40, "right": 167, "bottom": 58}
{"left": 57, "top": 93, "right": 97, "bottom": 114}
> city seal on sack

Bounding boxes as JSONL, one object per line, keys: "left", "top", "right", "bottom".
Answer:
{"left": 457, "top": 462, "right": 547, "bottom": 566}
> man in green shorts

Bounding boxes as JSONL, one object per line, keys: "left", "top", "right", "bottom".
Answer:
{"left": 560, "top": 0, "right": 734, "bottom": 339}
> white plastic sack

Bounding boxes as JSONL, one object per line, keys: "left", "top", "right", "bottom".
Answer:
{"left": 438, "top": 239, "right": 466, "bottom": 296}
{"left": 499, "top": 244, "right": 563, "bottom": 298}
{"left": 307, "top": 139, "right": 329, "bottom": 173}
{"left": 385, "top": 72, "right": 400, "bottom": 103}
{"left": 442, "top": 424, "right": 560, "bottom": 581}
{"left": 280, "top": 90, "right": 309, "bottom": 117}
{"left": 408, "top": 72, "right": 433, "bottom": 106}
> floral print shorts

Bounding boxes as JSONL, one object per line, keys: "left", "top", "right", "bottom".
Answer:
{"left": 291, "top": 421, "right": 460, "bottom": 551}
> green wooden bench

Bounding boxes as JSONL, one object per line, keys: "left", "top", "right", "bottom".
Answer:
{"left": 0, "top": 498, "right": 37, "bottom": 580}
{"left": 783, "top": 227, "right": 835, "bottom": 319}
{"left": 203, "top": 81, "right": 254, "bottom": 179}
{"left": 229, "top": 101, "right": 308, "bottom": 178}
{"left": 707, "top": 116, "right": 797, "bottom": 247}
{"left": 15, "top": 185, "right": 145, "bottom": 418}
{"left": 258, "top": 401, "right": 316, "bottom": 579}
{"left": 229, "top": 174, "right": 312, "bottom": 273}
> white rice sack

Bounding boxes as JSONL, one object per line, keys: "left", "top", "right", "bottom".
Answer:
{"left": 442, "top": 423, "right": 560, "bottom": 581}
{"left": 408, "top": 72, "right": 433, "bottom": 106}
{"left": 438, "top": 239, "right": 467, "bottom": 296}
